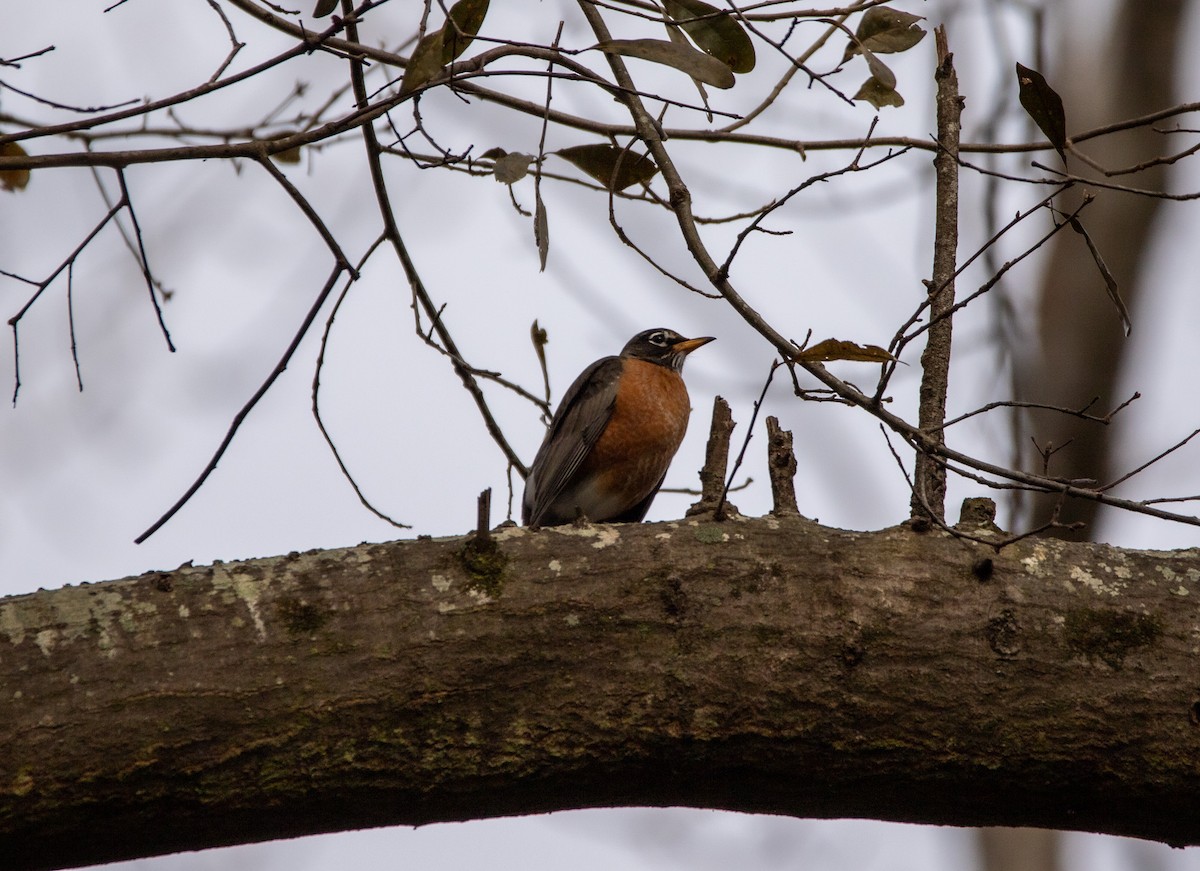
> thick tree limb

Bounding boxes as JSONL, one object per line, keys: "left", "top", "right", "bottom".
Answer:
{"left": 3, "top": 517, "right": 1200, "bottom": 870}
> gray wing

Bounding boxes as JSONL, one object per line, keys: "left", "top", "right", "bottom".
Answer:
{"left": 522, "top": 357, "right": 622, "bottom": 526}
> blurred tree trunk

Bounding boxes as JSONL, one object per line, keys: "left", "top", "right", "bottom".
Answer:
{"left": 1014, "top": 0, "right": 1187, "bottom": 540}
{"left": 994, "top": 4, "right": 1189, "bottom": 870}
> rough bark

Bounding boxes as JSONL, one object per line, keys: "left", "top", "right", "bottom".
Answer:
{"left": 912, "top": 27, "right": 961, "bottom": 523}
{"left": 3, "top": 516, "right": 1200, "bottom": 871}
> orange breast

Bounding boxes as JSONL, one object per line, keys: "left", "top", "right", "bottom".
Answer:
{"left": 574, "top": 358, "right": 692, "bottom": 517}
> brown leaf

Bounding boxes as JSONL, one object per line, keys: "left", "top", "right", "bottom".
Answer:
{"left": 400, "top": 29, "right": 447, "bottom": 94}
{"left": 663, "top": 0, "right": 756, "bottom": 74}
{"left": 312, "top": 0, "right": 338, "bottom": 17}
{"left": 853, "top": 76, "right": 904, "bottom": 109}
{"left": 534, "top": 189, "right": 549, "bottom": 272}
{"left": 843, "top": 7, "right": 926, "bottom": 63}
{"left": 0, "top": 142, "right": 31, "bottom": 192}
{"left": 664, "top": 21, "right": 712, "bottom": 120}
{"left": 1070, "top": 217, "right": 1131, "bottom": 336}
{"left": 792, "top": 338, "right": 896, "bottom": 364}
{"left": 491, "top": 152, "right": 536, "bottom": 184}
{"left": 596, "top": 39, "right": 735, "bottom": 89}
{"left": 264, "top": 132, "right": 302, "bottom": 165}
{"left": 1016, "top": 62, "right": 1067, "bottom": 163}
{"left": 440, "top": 0, "right": 490, "bottom": 64}
{"left": 554, "top": 144, "right": 659, "bottom": 192}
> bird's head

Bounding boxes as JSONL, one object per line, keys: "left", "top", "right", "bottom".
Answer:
{"left": 620, "top": 328, "right": 715, "bottom": 371}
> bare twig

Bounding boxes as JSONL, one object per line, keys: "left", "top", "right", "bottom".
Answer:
{"left": 134, "top": 264, "right": 349, "bottom": 543}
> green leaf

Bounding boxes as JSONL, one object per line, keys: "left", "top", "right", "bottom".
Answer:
{"left": 1016, "top": 62, "right": 1067, "bottom": 163}
{"left": 0, "top": 142, "right": 31, "bottom": 192}
{"left": 596, "top": 38, "right": 735, "bottom": 89}
{"left": 441, "top": 0, "right": 490, "bottom": 64}
{"left": 853, "top": 76, "right": 904, "bottom": 109}
{"left": 792, "top": 338, "right": 896, "bottom": 364}
{"left": 843, "top": 7, "right": 926, "bottom": 63}
{"left": 554, "top": 144, "right": 659, "bottom": 192}
{"left": 663, "top": 0, "right": 756, "bottom": 74}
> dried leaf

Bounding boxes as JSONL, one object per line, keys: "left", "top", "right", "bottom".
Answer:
{"left": 534, "top": 189, "right": 549, "bottom": 272}
{"left": 792, "top": 338, "right": 896, "bottom": 364}
{"left": 531, "top": 320, "right": 548, "bottom": 357}
{"left": 1016, "top": 62, "right": 1067, "bottom": 163}
{"left": 663, "top": 0, "right": 756, "bottom": 74}
{"left": 265, "top": 132, "right": 302, "bottom": 165}
{"left": 554, "top": 144, "right": 659, "bottom": 192}
{"left": 596, "top": 39, "right": 735, "bottom": 89}
{"left": 480, "top": 147, "right": 508, "bottom": 160}
{"left": 1070, "top": 217, "right": 1131, "bottom": 336}
{"left": 400, "top": 0, "right": 491, "bottom": 94}
{"left": 843, "top": 7, "right": 926, "bottom": 63}
{"left": 312, "top": 0, "right": 338, "bottom": 17}
{"left": 853, "top": 76, "right": 904, "bottom": 109}
{"left": 862, "top": 50, "right": 896, "bottom": 91}
{"left": 440, "top": 0, "right": 490, "bottom": 64}
{"left": 492, "top": 152, "right": 535, "bottom": 184}
{"left": 664, "top": 21, "right": 712, "bottom": 120}
{"left": 400, "top": 29, "right": 446, "bottom": 94}
{"left": 0, "top": 142, "right": 31, "bottom": 192}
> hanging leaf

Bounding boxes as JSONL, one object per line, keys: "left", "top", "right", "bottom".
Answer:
{"left": 854, "top": 76, "right": 904, "bottom": 109}
{"left": 596, "top": 39, "right": 735, "bottom": 89}
{"left": 1016, "top": 62, "right": 1067, "bottom": 163}
{"left": 441, "top": 0, "right": 490, "bottom": 64}
{"left": 312, "top": 0, "right": 338, "bottom": 17}
{"left": 400, "top": 30, "right": 447, "bottom": 94}
{"left": 400, "top": 0, "right": 491, "bottom": 94}
{"left": 554, "top": 144, "right": 659, "bottom": 192}
{"left": 264, "top": 132, "right": 302, "bottom": 165}
{"left": 792, "top": 338, "right": 896, "bottom": 364}
{"left": 843, "top": 7, "right": 926, "bottom": 63}
{"left": 491, "top": 152, "right": 536, "bottom": 184}
{"left": 664, "top": 22, "right": 713, "bottom": 120}
{"left": 1070, "top": 217, "right": 1131, "bottom": 336}
{"left": 534, "top": 189, "right": 549, "bottom": 272}
{"left": 0, "top": 142, "right": 31, "bottom": 192}
{"left": 663, "top": 0, "right": 756, "bottom": 74}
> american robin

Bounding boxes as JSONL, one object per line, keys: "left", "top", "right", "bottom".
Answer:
{"left": 522, "top": 328, "right": 715, "bottom": 527}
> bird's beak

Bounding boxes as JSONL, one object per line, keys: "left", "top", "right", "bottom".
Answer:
{"left": 672, "top": 336, "right": 716, "bottom": 355}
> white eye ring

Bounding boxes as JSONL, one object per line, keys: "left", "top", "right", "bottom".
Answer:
{"left": 649, "top": 331, "right": 669, "bottom": 346}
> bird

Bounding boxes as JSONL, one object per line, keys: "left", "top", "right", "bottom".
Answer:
{"left": 522, "top": 328, "right": 715, "bottom": 527}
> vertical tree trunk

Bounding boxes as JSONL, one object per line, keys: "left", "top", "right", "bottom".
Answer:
{"left": 1015, "top": 0, "right": 1186, "bottom": 539}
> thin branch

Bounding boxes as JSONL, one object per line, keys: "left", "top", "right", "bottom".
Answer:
{"left": 134, "top": 264, "right": 349, "bottom": 543}
{"left": 310, "top": 233, "right": 412, "bottom": 529}
{"left": 115, "top": 168, "right": 175, "bottom": 352}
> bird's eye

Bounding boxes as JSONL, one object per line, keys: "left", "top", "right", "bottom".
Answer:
{"left": 649, "top": 331, "right": 668, "bottom": 346}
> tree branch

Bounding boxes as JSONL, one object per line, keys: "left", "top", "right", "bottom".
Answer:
{"left": 911, "top": 26, "right": 961, "bottom": 523}
{"left": 5, "top": 518, "right": 1200, "bottom": 870}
